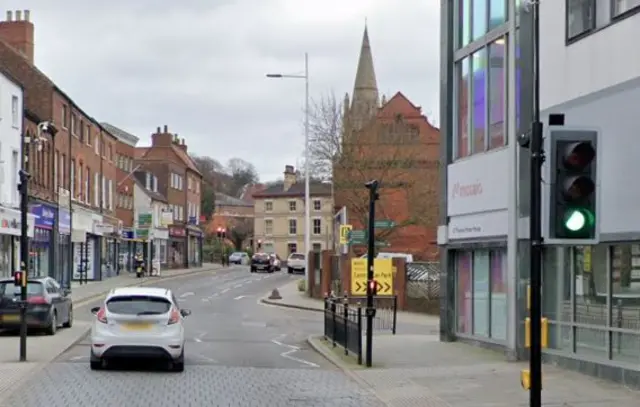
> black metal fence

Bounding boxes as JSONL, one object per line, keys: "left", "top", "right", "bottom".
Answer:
{"left": 405, "top": 261, "right": 441, "bottom": 314}
{"left": 344, "top": 295, "right": 398, "bottom": 334}
{"left": 324, "top": 297, "right": 363, "bottom": 365}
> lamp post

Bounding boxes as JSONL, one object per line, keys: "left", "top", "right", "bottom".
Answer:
{"left": 18, "top": 121, "right": 56, "bottom": 362}
{"left": 266, "top": 53, "right": 310, "bottom": 288}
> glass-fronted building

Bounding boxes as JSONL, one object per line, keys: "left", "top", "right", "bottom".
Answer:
{"left": 440, "top": 0, "right": 640, "bottom": 386}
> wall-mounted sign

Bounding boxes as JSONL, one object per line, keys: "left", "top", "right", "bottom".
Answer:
{"left": 160, "top": 210, "right": 173, "bottom": 227}
{"left": 138, "top": 213, "right": 152, "bottom": 228}
{"left": 169, "top": 226, "right": 186, "bottom": 237}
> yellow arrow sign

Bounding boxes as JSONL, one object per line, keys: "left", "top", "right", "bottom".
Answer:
{"left": 350, "top": 258, "right": 393, "bottom": 296}
{"left": 339, "top": 224, "right": 352, "bottom": 245}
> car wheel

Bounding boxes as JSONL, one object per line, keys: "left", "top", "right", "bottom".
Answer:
{"left": 250, "top": 268, "right": 256, "bottom": 273}
{"left": 63, "top": 307, "right": 73, "bottom": 328}
{"left": 287, "top": 268, "right": 292, "bottom": 274}
{"left": 170, "top": 350, "right": 185, "bottom": 372}
{"left": 90, "top": 360, "right": 103, "bottom": 370}
{"left": 46, "top": 311, "right": 57, "bottom": 335}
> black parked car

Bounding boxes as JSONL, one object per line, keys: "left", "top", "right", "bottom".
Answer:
{"left": 250, "top": 253, "right": 274, "bottom": 273}
{"left": 0, "top": 277, "right": 73, "bottom": 335}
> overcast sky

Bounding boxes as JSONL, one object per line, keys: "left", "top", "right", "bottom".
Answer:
{"left": 6, "top": 0, "right": 440, "bottom": 181}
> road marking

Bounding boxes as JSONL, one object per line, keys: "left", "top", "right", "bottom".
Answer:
{"left": 211, "top": 293, "right": 219, "bottom": 297}
{"left": 201, "top": 298, "right": 209, "bottom": 302}
{"left": 194, "top": 354, "right": 218, "bottom": 363}
{"left": 233, "top": 295, "right": 247, "bottom": 300}
{"left": 233, "top": 284, "right": 243, "bottom": 288}
{"left": 180, "top": 292, "right": 195, "bottom": 298}
{"left": 221, "top": 288, "right": 230, "bottom": 293}
{"left": 245, "top": 280, "right": 253, "bottom": 284}
{"left": 69, "top": 355, "right": 87, "bottom": 361}
{"left": 270, "top": 335, "right": 319, "bottom": 368}
{"left": 194, "top": 332, "right": 207, "bottom": 343}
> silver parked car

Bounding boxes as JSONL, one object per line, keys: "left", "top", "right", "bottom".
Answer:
{"left": 228, "top": 252, "right": 250, "bottom": 265}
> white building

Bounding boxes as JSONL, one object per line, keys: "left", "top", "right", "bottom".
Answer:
{"left": 0, "top": 69, "right": 35, "bottom": 278}
{"left": 133, "top": 171, "right": 171, "bottom": 270}
{"left": 439, "top": 0, "right": 640, "bottom": 386}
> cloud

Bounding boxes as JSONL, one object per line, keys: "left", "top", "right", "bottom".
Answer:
{"left": 4, "top": 0, "right": 439, "bottom": 181}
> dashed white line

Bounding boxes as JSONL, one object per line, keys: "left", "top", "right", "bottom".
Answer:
{"left": 233, "top": 284, "right": 243, "bottom": 288}
{"left": 221, "top": 288, "right": 230, "bottom": 294}
{"left": 179, "top": 292, "right": 195, "bottom": 298}
{"left": 233, "top": 295, "right": 247, "bottom": 300}
{"left": 194, "top": 332, "right": 207, "bottom": 343}
{"left": 270, "top": 335, "right": 319, "bottom": 368}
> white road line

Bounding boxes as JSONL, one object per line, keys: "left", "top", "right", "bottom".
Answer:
{"left": 221, "top": 288, "right": 230, "bottom": 293}
{"left": 211, "top": 293, "right": 219, "bottom": 297}
{"left": 233, "top": 284, "right": 243, "bottom": 288}
{"left": 180, "top": 292, "right": 195, "bottom": 298}
{"left": 194, "top": 332, "right": 207, "bottom": 343}
{"left": 270, "top": 336, "right": 319, "bottom": 368}
{"left": 233, "top": 295, "right": 246, "bottom": 300}
{"left": 201, "top": 298, "right": 209, "bottom": 302}
{"left": 194, "top": 354, "right": 218, "bottom": 363}
{"left": 69, "top": 355, "right": 87, "bottom": 361}
{"left": 245, "top": 280, "right": 253, "bottom": 284}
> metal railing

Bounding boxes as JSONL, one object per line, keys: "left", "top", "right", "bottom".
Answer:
{"left": 324, "top": 297, "right": 363, "bottom": 365}
{"left": 344, "top": 295, "right": 398, "bottom": 334}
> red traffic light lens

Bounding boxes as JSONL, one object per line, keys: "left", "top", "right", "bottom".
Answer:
{"left": 562, "top": 175, "right": 595, "bottom": 201}
{"left": 563, "top": 141, "right": 595, "bottom": 170}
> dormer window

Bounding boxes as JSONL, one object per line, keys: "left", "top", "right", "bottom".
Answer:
{"left": 145, "top": 172, "right": 152, "bottom": 190}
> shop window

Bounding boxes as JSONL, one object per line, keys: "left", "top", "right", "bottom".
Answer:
{"left": 473, "top": 250, "right": 490, "bottom": 337}
{"left": 490, "top": 250, "right": 507, "bottom": 340}
{"left": 456, "top": 57, "right": 471, "bottom": 159}
{"left": 488, "top": 38, "right": 506, "bottom": 149}
{"left": 456, "top": 252, "right": 472, "bottom": 333}
{"left": 471, "top": 49, "right": 487, "bottom": 154}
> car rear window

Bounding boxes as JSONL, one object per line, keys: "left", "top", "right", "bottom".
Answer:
{"left": 231, "top": 252, "right": 243, "bottom": 256}
{"left": 253, "top": 253, "right": 269, "bottom": 260}
{"left": 290, "top": 253, "right": 304, "bottom": 260}
{"left": 106, "top": 295, "right": 172, "bottom": 315}
{"left": 0, "top": 281, "right": 43, "bottom": 297}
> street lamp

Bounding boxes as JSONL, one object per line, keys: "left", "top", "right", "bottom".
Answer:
{"left": 18, "top": 121, "right": 57, "bottom": 362}
{"left": 266, "top": 53, "right": 310, "bottom": 288}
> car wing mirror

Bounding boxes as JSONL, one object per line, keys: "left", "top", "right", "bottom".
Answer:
{"left": 62, "top": 288, "right": 71, "bottom": 296}
{"left": 90, "top": 306, "right": 100, "bottom": 315}
{"left": 180, "top": 309, "right": 191, "bottom": 317}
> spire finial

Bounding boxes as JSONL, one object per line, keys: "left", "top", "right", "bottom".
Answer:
{"left": 365, "top": 17, "right": 367, "bottom": 27}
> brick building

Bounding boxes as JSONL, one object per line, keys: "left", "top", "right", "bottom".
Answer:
{"left": 333, "top": 26, "right": 440, "bottom": 260}
{"left": 136, "top": 126, "right": 203, "bottom": 268}
{"left": 0, "top": 9, "right": 122, "bottom": 285}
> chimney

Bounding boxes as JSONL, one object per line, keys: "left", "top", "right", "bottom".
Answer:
{"left": 0, "top": 9, "right": 35, "bottom": 63}
{"left": 177, "top": 138, "right": 187, "bottom": 152}
{"left": 151, "top": 125, "right": 172, "bottom": 147}
{"left": 163, "top": 125, "right": 168, "bottom": 133}
{"left": 283, "top": 165, "right": 297, "bottom": 191}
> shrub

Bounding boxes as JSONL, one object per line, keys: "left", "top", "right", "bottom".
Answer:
{"left": 297, "top": 279, "right": 306, "bottom": 292}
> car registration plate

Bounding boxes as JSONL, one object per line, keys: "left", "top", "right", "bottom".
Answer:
{"left": 122, "top": 322, "right": 152, "bottom": 331}
{"left": 1, "top": 315, "right": 19, "bottom": 322}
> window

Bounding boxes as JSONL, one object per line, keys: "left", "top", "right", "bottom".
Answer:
{"left": 288, "top": 219, "right": 297, "bottom": 235}
{"left": 564, "top": 0, "right": 638, "bottom": 41}
{"left": 71, "top": 114, "right": 77, "bottom": 136}
{"left": 86, "top": 167, "right": 91, "bottom": 203}
{"left": 70, "top": 159, "right": 76, "bottom": 198}
{"left": 108, "top": 179, "right": 113, "bottom": 210}
{"left": 94, "top": 172, "right": 99, "bottom": 207}
{"left": 313, "top": 243, "right": 322, "bottom": 252}
{"left": 78, "top": 164, "right": 84, "bottom": 200}
{"left": 313, "top": 219, "right": 322, "bottom": 235}
{"left": 264, "top": 201, "right": 273, "bottom": 212}
{"left": 79, "top": 120, "right": 85, "bottom": 143}
{"left": 313, "top": 200, "right": 321, "bottom": 211}
{"left": 456, "top": 57, "right": 470, "bottom": 158}
{"left": 11, "top": 96, "right": 18, "bottom": 127}
{"left": 471, "top": 49, "right": 487, "bottom": 154}
{"left": 61, "top": 153, "right": 66, "bottom": 189}
{"left": 101, "top": 175, "right": 106, "bottom": 208}
{"left": 108, "top": 144, "right": 113, "bottom": 161}
{"left": 86, "top": 125, "right": 92, "bottom": 146}
{"left": 11, "top": 150, "right": 18, "bottom": 205}
{"left": 488, "top": 38, "right": 506, "bottom": 149}
{"left": 61, "top": 105, "right": 68, "bottom": 128}
{"left": 265, "top": 219, "right": 273, "bottom": 235}
{"left": 614, "top": 0, "right": 640, "bottom": 16}
{"left": 288, "top": 200, "right": 296, "bottom": 211}
{"left": 94, "top": 135, "right": 100, "bottom": 155}
{"left": 54, "top": 151, "right": 59, "bottom": 192}
{"left": 287, "top": 243, "right": 297, "bottom": 255}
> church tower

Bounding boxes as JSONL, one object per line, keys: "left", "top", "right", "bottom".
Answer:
{"left": 346, "top": 24, "right": 379, "bottom": 132}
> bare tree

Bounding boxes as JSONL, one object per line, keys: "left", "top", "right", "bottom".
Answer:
{"left": 227, "top": 217, "right": 254, "bottom": 251}
{"left": 226, "top": 158, "right": 259, "bottom": 197}
{"left": 333, "top": 115, "right": 436, "bottom": 242}
{"left": 305, "top": 92, "right": 344, "bottom": 180}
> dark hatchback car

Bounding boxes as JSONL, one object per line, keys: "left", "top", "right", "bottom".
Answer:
{"left": 250, "top": 253, "right": 274, "bottom": 273}
{"left": 0, "top": 277, "right": 73, "bottom": 335}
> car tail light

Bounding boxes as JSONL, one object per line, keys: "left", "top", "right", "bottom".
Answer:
{"left": 168, "top": 307, "right": 180, "bottom": 325}
{"left": 96, "top": 307, "right": 108, "bottom": 324}
{"left": 27, "top": 296, "right": 48, "bottom": 305}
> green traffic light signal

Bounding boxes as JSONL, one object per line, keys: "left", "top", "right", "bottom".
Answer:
{"left": 563, "top": 208, "right": 595, "bottom": 235}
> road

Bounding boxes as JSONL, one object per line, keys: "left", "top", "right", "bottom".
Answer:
{"left": 0, "top": 266, "right": 385, "bottom": 407}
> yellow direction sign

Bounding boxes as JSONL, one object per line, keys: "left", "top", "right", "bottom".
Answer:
{"left": 339, "top": 224, "right": 352, "bottom": 245}
{"left": 350, "top": 258, "right": 394, "bottom": 296}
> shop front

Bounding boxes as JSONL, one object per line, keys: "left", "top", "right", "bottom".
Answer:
{"left": 442, "top": 149, "right": 512, "bottom": 347}
{"left": 152, "top": 227, "right": 169, "bottom": 270}
{"left": 186, "top": 224, "right": 202, "bottom": 268}
{"left": 94, "top": 219, "right": 119, "bottom": 279}
{"left": 71, "top": 206, "right": 101, "bottom": 281}
{"left": 29, "top": 203, "right": 56, "bottom": 278}
{"left": 168, "top": 226, "right": 186, "bottom": 269}
{"left": 0, "top": 206, "right": 35, "bottom": 278}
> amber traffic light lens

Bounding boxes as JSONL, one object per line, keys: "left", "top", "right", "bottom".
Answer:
{"left": 563, "top": 142, "right": 595, "bottom": 170}
{"left": 562, "top": 176, "right": 595, "bottom": 201}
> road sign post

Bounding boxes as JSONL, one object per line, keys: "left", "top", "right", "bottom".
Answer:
{"left": 364, "top": 180, "right": 379, "bottom": 368}
{"left": 374, "top": 220, "right": 395, "bottom": 229}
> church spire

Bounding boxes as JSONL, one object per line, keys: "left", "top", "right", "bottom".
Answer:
{"left": 349, "top": 23, "right": 379, "bottom": 130}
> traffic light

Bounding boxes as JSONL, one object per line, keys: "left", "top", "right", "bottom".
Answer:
{"left": 368, "top": 279, "right": 378, "bottom": 296}
{"left": 548, "top": 128, "right": 599, "bottom": 244}
{"left": 13, "top": 271, "right": 24, "bottom": 287}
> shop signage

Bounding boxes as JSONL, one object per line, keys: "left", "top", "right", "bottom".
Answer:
{"left": 448, "top": 211, "right": 508, "bottom": 240}
{"left": 447, "top": 149, "right": 509, "bottom": 217}
{"left": 169, "top": 226, "right": 186, "bottom": 237}
{"left": 188, "top": 216, "right": 198, "bottom": 225}
{"left": 136, "top": 228, "right": 150, "bottom": 240}
{"left": 94, "top": 223, "right": 114, "bottom": 235}
{"left": 0, "top": 207, "right": 34, "bottom": 237}
{"left": 160, "top": 210, "right": 173, "bottom": 227}
{"left": 59, "top": 209, "right": 71, "bottom": 235}
{"left": 30, "top": 204, "right": 55, "bottom": 229}
{"left": 121, "top": 229, "right": 134, "bottom": 239}
{"left": 58, "top": 187, "right": 70, "bottom": 208}
{"left": 138, "top": 213, "right": 152, "bottom": 228}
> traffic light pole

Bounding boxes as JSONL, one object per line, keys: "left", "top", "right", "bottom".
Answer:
{"left": 18, "top": 132, "right": 31, "bottom": 362}
{"left": 529, "top": 0, "right": 543, "bottom": 405}
{"left": 364, "top": 180, "right": 379, "bottom": 368}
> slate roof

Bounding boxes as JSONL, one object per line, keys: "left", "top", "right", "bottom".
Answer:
{"left": 132, "top": 171, "right": 168, "bottom": 203}
{"left": 101, "top": 122, "right": 139, "bottom": 146}
{"left": 252, "top": 181, "right": 332, "bottom": 199}
{"left": 215, "top": 192, "right": 252, "bottom": 207}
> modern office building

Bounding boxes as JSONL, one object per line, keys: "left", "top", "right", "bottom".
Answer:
{"left": 439, "top": 0, "right": 640, "bottom": 385}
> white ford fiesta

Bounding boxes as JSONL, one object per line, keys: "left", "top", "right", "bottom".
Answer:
{"left": 89, "top": 286, "right": 191, "bottom": 372}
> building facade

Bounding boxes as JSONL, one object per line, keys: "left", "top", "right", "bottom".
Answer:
{"left": 136, "top": 126, "right": 203, "bottom": 268}
{"left": 253, "top": 165, "right": 333, "bottom": 259}
{"left": 133, "top": 172, "right": 170, "bottom": 270}
{"left": 440, "top": 0, "right": 640, "bottom": 386}
{"left": 0, "top": 68, "right": 35, "bottom": 278}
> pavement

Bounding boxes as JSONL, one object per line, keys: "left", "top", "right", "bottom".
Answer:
{"left": 0, "top": 267, "right": 386, "bottom": 406}
{"left": 0, "top": 263, "right": 221, "bottom": 405}
{"left": 264, "top": 279, "right": 640, "bottom": 406}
